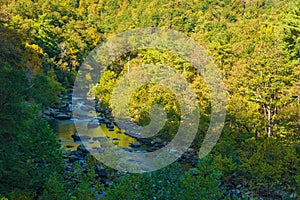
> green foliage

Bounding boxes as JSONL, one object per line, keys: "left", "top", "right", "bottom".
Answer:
{"left": 72, "top": 175, "right": 96, "bottom": 200}
{"left": 39, "top": 173, "right": 68, "bottom": 200}
{"left": 105, "top": 157, "right": 225, "bottom": 200}
{"left": 296, "top": 172, "right": 300, "bottom": 196}
{"left": 95, "top": 70, "right": 118, "bottom": 108}
{"left": 280, "top": 0, "right": 300, "bottom": 64}
{"left": 0, "top": 64, "right": 29, "bottom": 123}
{"left": 29, "top": 74, "right": 65, "bottom": 108}
{"left": 215, "top": 154, "right": 237, "bottom": 180}
{"left": 8, "top": 189, "right": 35, "bottom": 200}
{"left": 1, "top": 0, "right": 299, "bottom": 199}
{"left": 0, "top": 25, "right": 23, "bottom": 68}
{"left": 239, "top": 138, "right": 299, "bottom": 194}
{"left": 128, "top": 84, "right": 181, "bottom": 140}
{"left": 0, "top": 116, "right": 64, "bottom": 198}
{"left": 0, "top": 57, "right": 64, "bottom": 199}
{"left": 180, "top": 156, "right": 225, "bottom": 200}
{"left": 63, "top": 156, "right": 104, "bottom": 200}
{"left": 65, "top": 161, "right": 100, "bottom": 200}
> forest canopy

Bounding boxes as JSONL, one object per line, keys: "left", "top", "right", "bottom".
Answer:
{"left": 0, "top": 0, "right": 299, "bottom": 199}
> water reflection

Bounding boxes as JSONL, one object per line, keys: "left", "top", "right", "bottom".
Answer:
{"left": 49, "top": 119, "right": 136, "bottom": 151}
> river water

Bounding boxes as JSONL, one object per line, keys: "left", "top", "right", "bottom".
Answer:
{"left": 49, "top": 118, "right": 194, "bottom": 172}
{"left": 49, "top": 119, "right": 137, "bottom": 151}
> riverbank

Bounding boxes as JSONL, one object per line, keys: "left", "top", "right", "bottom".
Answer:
{"left": 43, "top": 92, "right": 297, "bottom": 200}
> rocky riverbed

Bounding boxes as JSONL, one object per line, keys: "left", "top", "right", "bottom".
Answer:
{"left": 43, "top": 88, "right": 200, "bottom": 167}
{"left": 43, "top": 90, "right": 297, "bottom": 200}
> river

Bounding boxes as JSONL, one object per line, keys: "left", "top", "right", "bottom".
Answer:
{"left": 49, "top": 119, "right": 138, "bottom": 151}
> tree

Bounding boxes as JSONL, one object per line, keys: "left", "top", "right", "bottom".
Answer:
{"left": 0, "top": 64, "right": 64, "bottom": 199}
{"left": 243, "top": 26, "right": 295, "bottom": 137}
{"left": 104, "top": 157, "right": 225, "bottom": 200}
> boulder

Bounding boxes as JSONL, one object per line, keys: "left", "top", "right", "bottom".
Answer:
{"left": 87, "top": 121, "right": 99, "bottom": 129}
{"left": 130, "top": 141, "right": 142, "bottom": 148}
{"left": 274, "top": 190, "right": 288, "bottom": 199}
{"left": 43, "top": 109, "right": 51, "bottom": 116}
{"left": 70, "top": 150, "right": 84, "bottom": 159}
{"left": 152, "top": 138, "right": 162, "bottom": 144}
{"left": 55, "top": 113, "right": 72, "bottom": 120}
{"left": 123, "top": 148, "right": 132, "bottom": 152}
{"left": 97, "top": 115, "right": 105, "bottom": 122}
{"left": 69, "top": 154, "right": 79, "bottom": 162}
{"left": 71, "top": 133, "right": 91, "bottom": 142}
{"left": 147, "top": 146, "right": 159, "bottom": 152}
{"left": 290, "top": 193, "right": 297, "bottom": 199}
{"left": 95, "top": 164, "right": 107, "bottom": 178}
{"left": 71, "top": 133, "right": 81, "bottom": 142}
{"left": 106, "top": 122, "right": 114, "bottom": 129}
{"left": 112, "top": 140, "right": 119, "bottom": 145}
{"left": 93, "top": 137, "right": 105, "bottom": 141}
{"left": 91, "top": 147, "right": 105, "bottom": 153}
{"left": 77, "top": 144, "right": 89, "bottom": 154}
{"left": 80, "top": 135, "right": 91, "bottom": 141}
{"left": 62, "top": 148, "right": 71, "bottom": 155}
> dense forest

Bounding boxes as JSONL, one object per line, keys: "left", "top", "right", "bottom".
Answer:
{"left": 0, "top": 0, "right": 299, "bottom": 199}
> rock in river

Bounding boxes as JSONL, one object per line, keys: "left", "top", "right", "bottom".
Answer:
{"left": 87, "top": 121, "right": 99, "bottom": 129}
{"left": 55, "top": 113, "right": 72, "bottom": 120}
{"left": 71, "top": 133, "right": 81, "bottom": 142}
{"left": 71, "top": 133, "right": 91, "bottom": 142}
{"left": 130, "top": 141, "right": 142, "bottom": 148}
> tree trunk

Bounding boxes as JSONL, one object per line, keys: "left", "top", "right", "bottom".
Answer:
{"left": 267, "top": 105, "right": 272, "bottom": 137}
{"left": 127, "top": 56, "right": 130, "bottom": 73}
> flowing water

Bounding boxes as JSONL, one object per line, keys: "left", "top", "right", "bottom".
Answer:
{"left": 49, "top": 119, "right": 137, "bottom": 151}
{"left": 49, "top": 119, "right": 193, "bottom": 172}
